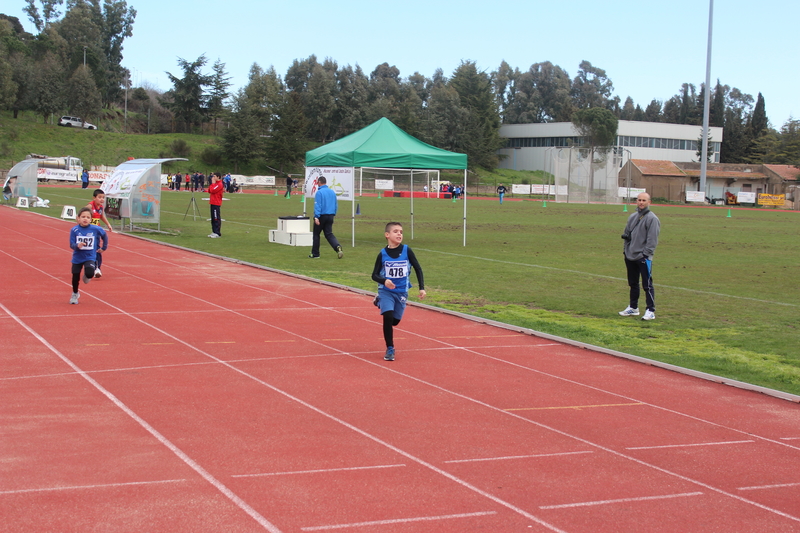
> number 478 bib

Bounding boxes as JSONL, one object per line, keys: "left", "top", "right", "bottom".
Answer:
{"left": 384, "top": 260, "right": 408, "bottom": 279}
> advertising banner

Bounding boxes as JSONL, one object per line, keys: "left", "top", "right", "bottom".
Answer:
{"left": 758, "top": 193, "right": 785, "bottom": 206}
{"left": 686, "top": 191, "right": 705, "bottom": 202}
{"left": 304, "top": 167, "right": 354, "bottom": 202}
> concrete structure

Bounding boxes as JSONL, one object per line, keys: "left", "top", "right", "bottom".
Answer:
{"left": 498, "top": 120, "right": 724, "bottom": 173}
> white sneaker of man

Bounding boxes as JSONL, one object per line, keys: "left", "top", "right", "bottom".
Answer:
{"left": 618, "top": 306, "right": 639, "bottom": 317}
{"left": 94, "top": 268, "right": 102, "bottom": 278}
{"left": 642, "top": 310, "right": 656, "bottom": 321}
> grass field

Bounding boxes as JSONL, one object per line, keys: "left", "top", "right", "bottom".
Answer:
{"left": 26, "top": 185, "right": 800, "bottom": 396}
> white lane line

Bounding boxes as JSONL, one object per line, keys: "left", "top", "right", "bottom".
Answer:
{"left": 300, "top": 511, "right": 497, "bottom": 531}
{"left": 0, "top": 301, "right": 283, "bottom": 533}
{"left": 445, "top": 451, "right": 593, "bottom": 464}
{"left": 738, "top": 482, "right": 800, "bottom": 491}
{"left": 0, "top": 478, "right": 186, "bottom": 495}
{"left": 626, "top": 440, "right": 755, "bottom": 450}
{"left": 6, "top": 222, "right": 799, "bottom": 528}
{"left": 540, "top": 492, "right": 704, "bottom": 510}
{"left": 0, "top": 254, "right": 568, "bottom": 533}
{"left": 413, "top": 247, "right": 798, "bottom": 308}
{"left": 232, "top": 464, "right": 406, "bottom": 478}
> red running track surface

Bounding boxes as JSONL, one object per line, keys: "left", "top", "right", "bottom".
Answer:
{"left": 1, "top": 206, "right": 799, "bottom": 533}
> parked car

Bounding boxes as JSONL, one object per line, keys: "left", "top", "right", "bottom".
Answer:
{"left": 58, "top": 116, "right": 96, "bottom": 129}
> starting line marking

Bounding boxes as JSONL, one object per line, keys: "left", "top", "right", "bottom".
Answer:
{"left": 445, "top": 450, "right": 593, "bottom": 464}
{"left": 506, "top": 402, "right": 644, "bottom": 411}
{"left": 539, "top": 492, "right": 704, "bottom": 510}
{"left": 738, "top": 482, "right": 800, "bottom": 491}
{"left": 300, "top": 511, "right": 497, "bottom": 531}
{"left": 626, "top": 440, "right": 755, "bottom": 451}
{"left": 232, "top": 464, "right": 406, "bottom": 478}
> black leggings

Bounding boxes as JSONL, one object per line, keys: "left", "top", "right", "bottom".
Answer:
{"left": 71, "top": 261, "right": 95, "bottom": 293}
{"left": 382, "top": 311, "right": 401, "bottom": 347}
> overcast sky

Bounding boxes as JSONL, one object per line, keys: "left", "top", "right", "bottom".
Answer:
{"left": 10, "top": 0, "right": 798, "bottom": 127}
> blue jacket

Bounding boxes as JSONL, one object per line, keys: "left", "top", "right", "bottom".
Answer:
{"left": 314, "top": 184, "right": 338, "bottom": 217}
{"left": 70, "top": 224, "right": 108, "bottom": 264}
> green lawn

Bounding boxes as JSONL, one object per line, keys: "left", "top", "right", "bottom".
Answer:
{"left": 31, "top": 186, "right": 800, "bottom": 395}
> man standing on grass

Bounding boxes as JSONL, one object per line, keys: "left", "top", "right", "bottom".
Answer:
{"left": 208, "top": 173, "right": 224, "bottom": 238}
{"left": 309, "top": 176, "right": 343, "bottom": 259}
{"left": 619, "top": 192, "right": 660, "bottom": 321}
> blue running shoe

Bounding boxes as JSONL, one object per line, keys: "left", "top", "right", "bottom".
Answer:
{"left": 384, "top": 346, "right": 395, "bottom": 361}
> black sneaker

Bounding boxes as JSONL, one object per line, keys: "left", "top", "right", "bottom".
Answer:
{"left": 372, "top": 295, "right": 380, "bottom": 307}
{"left": 308, "top": 254, "right": 320, "bottom": 259}
{"left": 384, "top": 346, "right": 395, "bottom": 361}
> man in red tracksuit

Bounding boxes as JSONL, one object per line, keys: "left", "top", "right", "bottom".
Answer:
{"left": 208, "top": 172, "right": 224, "bottom": 238}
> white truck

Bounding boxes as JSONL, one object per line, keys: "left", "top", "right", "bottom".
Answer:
{"left": 25, "top": 154, "right": 83, "bottom": 182}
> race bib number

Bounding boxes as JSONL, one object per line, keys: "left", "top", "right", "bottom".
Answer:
{"left": 76, "top": 235, "right": 95, "bottom": 249}
{"left": 91, "top": 218, "right": 101, "bottom": 225}
{"left": 384, "top": 260, "right": 408, "bottom": 279}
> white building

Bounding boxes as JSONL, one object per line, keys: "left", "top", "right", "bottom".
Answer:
{"left": 498, "top": 120, "right": 723, "bottom": 173}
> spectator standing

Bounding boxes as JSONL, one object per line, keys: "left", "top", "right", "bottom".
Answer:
{"left": 497, "top": 183, "right": 507, "bottom": 204}
{"left": 619, "top": 192, "right": 661, "bottom": 321}
{"left": 208, "top": 172, "right": 224, "bottom": 238}
{"left": 309, "top": 176, "right": 343, "bottom": 259}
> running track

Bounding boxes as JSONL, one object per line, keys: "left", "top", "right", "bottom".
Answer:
{"left": 1, "top": 206, "right": 799, "bottom": 533}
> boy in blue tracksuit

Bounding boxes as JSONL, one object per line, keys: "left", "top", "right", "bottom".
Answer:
{"left": 371, "top": 222, "right": 426, "bottom": 361}
{"left": 69, "top": 207, "right": 108, "bottom": 304}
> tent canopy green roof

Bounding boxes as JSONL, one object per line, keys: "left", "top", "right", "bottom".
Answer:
{"left": 305, "top": 117, "right": 467, "bottom": 170}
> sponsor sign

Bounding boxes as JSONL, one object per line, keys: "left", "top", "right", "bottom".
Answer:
{"left": 758, "top": 193, "right": 785, "bottom": 206}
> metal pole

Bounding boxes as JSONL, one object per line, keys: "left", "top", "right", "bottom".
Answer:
{"left": 700, "top": 0, "right": 714, "bottom": 194}
{"left": 462, "top": 169, "right": 467, "bottom": 246}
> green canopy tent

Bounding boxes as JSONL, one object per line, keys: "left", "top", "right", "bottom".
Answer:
{"left": 305, "top": 117, "right": 469, "bottom": 245}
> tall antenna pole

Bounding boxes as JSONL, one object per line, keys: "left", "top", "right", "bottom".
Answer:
{"left": 700, "top": 0, "right": 714, "bottom": 195}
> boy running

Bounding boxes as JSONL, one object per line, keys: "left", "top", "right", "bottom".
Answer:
{"left": 69, "top": 207, "right": 108, "bottom": 304}
{"left": 87, "top": 189, "right": 113, "bottom": 278}
{"left": 371, "top": 222, "right": 426, "bottom": 361}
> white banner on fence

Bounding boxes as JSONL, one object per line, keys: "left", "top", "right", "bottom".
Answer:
{"left": 511, "top": 184, "right": 530, "bottom": 194}
{"left": 618, "top": 187, "right": 647, "bottom": 198}
{"left": 375, "top": 179, "right": 394, "bottom": 191}
{"left": 237, "top": 175, "right": 275, "bottom": 186}
{"left": 737, "top": 192, "right": 757, "bottom": 203}
{"left": 531, "top": 184, "right": 554, "bottom": 195}
{"left": 304, "top": 167, "right": 354, "bottom": 202}
{"left": 101, "top": 168, "right": 148, "bottom": 198}
{"left": 685, "top": 190, "right": 705, "bottom": 202}
{"left": 37, "top": 168, "right": 79, "bottom": 182}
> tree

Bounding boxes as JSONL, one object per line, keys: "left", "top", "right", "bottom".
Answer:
{"left": 207, "top": 59, "right": 231, "bottom": 134}
{"left": 221, "top": 89, "right": 262, "bottom": 172}
{"left": 619, "top": 96, "right": 635, "bottom": 120}
{"left": 570, "top": 60, "right": 613, "bottom": 110}
{"left": 23, "top": 0, "right": 64, "bottom": 32}
{"left": 266, "top": 92, "right": 308, "bottom": 174}
{"left": 30, "top": 51, "right": 66, "bottom": 122}
{"left": 449, "top": 61, "right": 503, "bottom": 168}
{"left": 710, "top": 81, "right": 726, "bottom": 128}
{"left": 66, "top": 64, "right": 101, "bottom": 120}
{"left": 644, "top": 99, "right": 662, "bottom": 122}
{"left": 572, "top": 107, "right": 619, "bottom": 196}
{"left": 163, "top": 55, "right": 212, "bottom": 133}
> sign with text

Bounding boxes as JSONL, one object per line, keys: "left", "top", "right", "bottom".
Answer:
{"left": 737, "top": 192, "right": 757, "bottom": 203}
{"left": 685, "top": 191, "right": 705, "bottom": 202}
{"left": 304, "top": 167, "right": 354, "bottom": 202}
{"left": 758, "top": 193, "right": 785, "bottom": 206}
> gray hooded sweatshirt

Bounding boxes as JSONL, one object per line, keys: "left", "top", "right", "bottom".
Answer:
{"left": 623, "top": 207, "right": 660, "bottom": 261}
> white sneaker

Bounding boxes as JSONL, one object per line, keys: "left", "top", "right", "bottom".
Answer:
{"left": 642, "top": 310, "right": 656, "bottom": 321}
{"left": 82, "top": 273, "right": 92, "bottom": 285}
{"left": 94, "top": 268, "right": 102, "bottom": 278}
{"left": 619, "top": 306, "right": 639, "bottom": 316}
{"left": 208, "top": 233, "right": 220, "bottom": 238}
{"left": 69, "top": 292, "right": 79, "bottom": 304}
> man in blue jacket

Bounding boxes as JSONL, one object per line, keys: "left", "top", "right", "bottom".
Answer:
{"left": 309, "top": 176, "right": 344, "bottom": 259}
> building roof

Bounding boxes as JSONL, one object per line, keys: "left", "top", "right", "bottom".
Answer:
{"left": 764, "top": 164, "right": 800, "bottom": 181}
{"left": 631, "top": 160, "right": 686, "bottom": 177}
{"left": 681, "top": 169, "right": 767, "bottom": 179}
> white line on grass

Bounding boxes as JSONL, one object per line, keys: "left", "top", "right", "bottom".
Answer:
{"left": 413, "top": 247, "right": 799, "bottom": 308}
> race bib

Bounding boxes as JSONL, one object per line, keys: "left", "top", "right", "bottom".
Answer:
{"left": 384, "top": 260, "right": 408, "bottom": 279}
{"left": 76, "top": 234, "right": 95, "bottom": 249}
